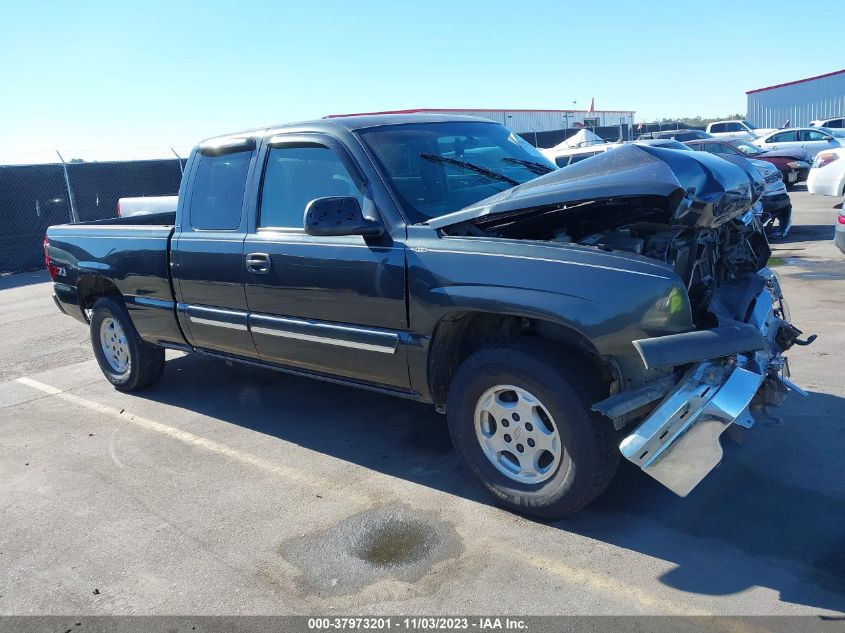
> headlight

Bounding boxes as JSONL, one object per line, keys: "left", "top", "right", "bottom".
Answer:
{"left": 814, "top": 152, "right": 839, "bottom": 168}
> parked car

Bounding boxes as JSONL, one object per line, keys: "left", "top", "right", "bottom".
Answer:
{"left": 806, "top": 147, "right": 845, "bottom": 197}
{"left": 706, "top": 120, "right": 774, "bottom": 140}
{"left": 809, "top": 116, "right": 845, "bottom": 129}
{"left": 116, "top": 195, "right": 178, "bottom": 218}
{"left": 636, "top": 129, "right": 712, "bottom": 142}
{"left": 542, "top": 143, "right": 615, "bottom": 168}
{"left": 752, "top": 127, "right": 842, "bottom": 158}
{"left": 44, "top": 114, "right": 811, "bottom": 517}
{"left": 836, "top": 207, "right": 845, "bottom": 255}
{"left": 684, "top": 138, "right": 811, "bottom": 188}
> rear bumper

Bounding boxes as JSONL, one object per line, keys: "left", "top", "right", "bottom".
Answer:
{"left": 614, "top": 269, "right": 805, "bottom": 496}
{"left": 52, "top": 282, "right": 87, "bottom": 324}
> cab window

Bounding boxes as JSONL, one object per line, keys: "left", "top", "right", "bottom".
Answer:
{"left": 259, "top": 145, "right": 361, "bottom": 229}
{"left": 189, "top": 150, "right": 252, "bottom": 231}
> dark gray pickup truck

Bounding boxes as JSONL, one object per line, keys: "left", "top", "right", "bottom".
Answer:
{"left": 45, "top": 114, "right": 812, "bottom": 517}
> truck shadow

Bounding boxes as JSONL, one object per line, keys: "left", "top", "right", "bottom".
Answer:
{"left": 0, "top": 269, "right": 49, "bottom": 290}
{"left": 774, "top": 223, "right": 835, "bottom": 244}
{"left": 144, "top": 353, "right": 845, "bottom": 613}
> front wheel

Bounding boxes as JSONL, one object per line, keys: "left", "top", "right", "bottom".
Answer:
{"left": 446, "top": 341, "right": 619, "bottom": 519}
{"left": 90, "top": 296, "right": 165, "bottom": 391}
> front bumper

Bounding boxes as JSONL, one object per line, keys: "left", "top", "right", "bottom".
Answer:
{"left": 761, "top": 192, "right": 791, "bottom": 212}
{"left": 614, "top": 269, "right": 806, "bottom": 496}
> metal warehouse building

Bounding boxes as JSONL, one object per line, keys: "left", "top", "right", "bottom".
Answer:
{"left": 327, "top": 108, "right": 636, "bottom": 132}
{"left": 747, "top": 69, "right": 845, "bottom": 128}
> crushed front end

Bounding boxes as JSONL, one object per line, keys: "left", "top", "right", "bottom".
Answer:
{"left": 609, "top": 267, "right": 812, "bottom": 496}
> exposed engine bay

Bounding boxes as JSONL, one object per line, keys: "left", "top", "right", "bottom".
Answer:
{"left": 430, "top": 144, "right": 817, "bottom": 496}
{"left": 441, "top": 195, "right": 771, "bottom": 328}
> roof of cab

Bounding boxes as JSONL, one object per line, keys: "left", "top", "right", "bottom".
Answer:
{"left": 198, "top": 113, "right": 496, "bottom": 147}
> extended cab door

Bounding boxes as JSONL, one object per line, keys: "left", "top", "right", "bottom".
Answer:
{"left": 171, "top": 138, "right": 260, "bottom": 358}
{"left": 242, "top": 133, "right": 410, "bottom": 390}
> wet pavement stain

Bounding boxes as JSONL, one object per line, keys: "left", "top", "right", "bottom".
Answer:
{"left": 280, "top": 504, "right": 462, "bottom": 596}
{"left": 353, "top": 518, "right": 434, "bottom": 567}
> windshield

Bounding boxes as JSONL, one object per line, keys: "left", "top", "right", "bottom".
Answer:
{"left": 743, "top": 120, "right": 757, "bottom": 129}
{"left": 357, "top": 121, "right": 555, "bottom": 223}
{"left": 732, "top": 140, "right": 764, "bottom": 156}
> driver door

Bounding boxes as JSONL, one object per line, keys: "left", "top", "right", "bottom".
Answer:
{"left": 242, "top": 134, "right": 410, "bottom": 390}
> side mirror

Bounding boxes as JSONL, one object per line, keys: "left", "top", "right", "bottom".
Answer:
{"left": 304, "top": 196, "right": 383, "bottom": 237}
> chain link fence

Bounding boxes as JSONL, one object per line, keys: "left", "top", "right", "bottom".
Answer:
{"left": 1, "top": 155, "right": 185, "bottom": 273}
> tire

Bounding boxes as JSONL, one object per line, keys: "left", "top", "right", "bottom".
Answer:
{"left": 446, "top": 340, "right": 619, "bottom": 519}
{"left": 89, "top": 295, "right": 165, "bottom": 391}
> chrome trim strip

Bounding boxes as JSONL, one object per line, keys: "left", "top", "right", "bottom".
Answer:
{"left": 250, "top": 326, "right": 395, "bottom": 353}
{"left": 249, "top": 315, "right": 399, "bottom": 354}
{"left": 188, "top": 315, "right": 248, "bottom": 331}
{"left": 126, "top": 296, "right": 174, "bottom": 310}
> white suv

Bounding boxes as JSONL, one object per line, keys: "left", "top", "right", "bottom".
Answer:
{"left": 809, "top": 116, "right": 845, "bottom": 129}
{"left": 706, "top": 120, "right": 774, "bottom": 140}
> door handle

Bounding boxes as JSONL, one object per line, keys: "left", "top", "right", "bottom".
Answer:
{"left": 246, "top": 252, "right": 271, "bottom": 273}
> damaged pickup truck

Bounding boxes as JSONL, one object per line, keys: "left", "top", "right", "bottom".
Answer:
{"left": 45, "top": 115, "right": 813, "bottom": 517}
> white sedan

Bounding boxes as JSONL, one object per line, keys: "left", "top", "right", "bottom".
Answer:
{"left": 753, "top": 127, "right": 843, "bottom": 158}
{"left": 807, "top": 148, "right": 845, "bottom": 197}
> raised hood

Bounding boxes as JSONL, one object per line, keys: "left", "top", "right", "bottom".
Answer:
{"left": 428, "top": 144, "right": 765, "bottom": 230}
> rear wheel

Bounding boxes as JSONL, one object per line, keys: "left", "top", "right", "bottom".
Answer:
{"left": 90, "top": 296, "right": 165, "bottom": 391}
{"left": 446, "top": 340, "right": 619, "bottom": 518}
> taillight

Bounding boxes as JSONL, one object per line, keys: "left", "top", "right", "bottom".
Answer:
{"left": 814, "top": 152, "right": 839, "bottom": 168}
{"left": 116, "top": 200, "right": 121, "bottom": 217}
{"left": 838, "top": 214, "right": 845, "bottom": 225}
{"left": 43, "top": 235, "right": 60, "bottom": 279}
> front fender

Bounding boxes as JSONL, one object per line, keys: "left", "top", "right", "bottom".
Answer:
{"left": 408, "top": 240, "right": 694, "bottom": 358}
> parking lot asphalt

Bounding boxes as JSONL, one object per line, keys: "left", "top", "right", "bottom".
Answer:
{"left": 1, "top": 189, "right": 843, "bottom": 617}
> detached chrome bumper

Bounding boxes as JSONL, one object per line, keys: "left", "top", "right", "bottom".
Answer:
{"left": 619, "top": 361, "right": 762, "bottom": 496}
{"left": 614, "top": 269, "right": 809, "bottom": 496}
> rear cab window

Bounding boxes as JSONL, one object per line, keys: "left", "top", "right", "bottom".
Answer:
{"left": 189, "top": 149, "right": 253, "bottom": 230}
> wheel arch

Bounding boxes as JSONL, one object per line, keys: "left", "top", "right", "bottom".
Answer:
{"left": 427, "top": 310, "right": 616, "bottom": 409}
{"left": 77, "top": 275, "right": 124, "bottom": 319}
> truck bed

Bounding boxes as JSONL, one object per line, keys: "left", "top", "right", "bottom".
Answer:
{"left": 46, "top": 215, "right": 181, "bottom": 346}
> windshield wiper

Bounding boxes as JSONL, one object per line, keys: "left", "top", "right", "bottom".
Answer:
{"left": 501, "top": 157, "right": 555, "bottom": 175}
{"left": 419, "top": 152, "right": 520, "bottom": 186}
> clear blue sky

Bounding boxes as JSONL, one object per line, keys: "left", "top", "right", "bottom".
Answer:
{"left": 1, "top": 0, "right": 841, "bottom": 161}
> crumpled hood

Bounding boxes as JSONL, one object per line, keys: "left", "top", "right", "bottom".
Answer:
{"left": 428, "top": 144, "right": 765, "bottom": 230}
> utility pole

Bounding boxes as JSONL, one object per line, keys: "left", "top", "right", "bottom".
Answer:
{"left": 170, "top": 147, "right": 184, "bottom": 175}
{"left": 56, "top": 151, "right": 79, "bottom": 223}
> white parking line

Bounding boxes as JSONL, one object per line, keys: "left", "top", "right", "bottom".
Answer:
{"left": 15, "top": 374, "right": 722, "bottom": 617}
{"left": 15, "top": 376, "right": 356, "bottom": 500}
